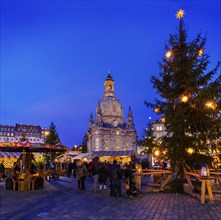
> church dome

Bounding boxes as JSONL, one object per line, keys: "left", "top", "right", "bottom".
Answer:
{"left": 99, "top": 97, "right": 124, "bottom": 125}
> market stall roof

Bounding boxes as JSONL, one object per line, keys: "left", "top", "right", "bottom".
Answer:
{"left": 0, "top": 152, "right": 20, "bottom": 158}
{"left": 56, "top": 150, "right": 80, "bottom": 160}
{"left": 0, "top": 142, "right": 69, "bottom": 152}
{"left": 94, "top": 150, "right": 135, "bottom": 157}
{"left": 73, "top": 152, "right": 94, "bottom": 160}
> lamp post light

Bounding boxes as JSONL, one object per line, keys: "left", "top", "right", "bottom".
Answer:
{"left": 74, "top": 145, "right": 78, "bottom": 151}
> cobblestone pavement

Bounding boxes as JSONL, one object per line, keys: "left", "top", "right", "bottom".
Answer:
{"left": 0, "top": 176, "right": 221, "bottom": 220}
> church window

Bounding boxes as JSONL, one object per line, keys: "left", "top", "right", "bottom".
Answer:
{"left": 115, "top": 139, "right": 120, "bottom": 151}
{"left": 125, "top": 142, "right": 129, "bottom": 150}
{"left": 105, "top": 141, "right": 109, "bottom": 150}
{"left": 95, "top": 138, "right": 99, "bottom": 151}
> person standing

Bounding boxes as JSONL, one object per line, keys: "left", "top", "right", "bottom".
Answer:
{"left": 89, "top": 157, "right": 99, "bottom": 193}
{"left": 76, "top": 161, "right": 87, "bottom": 190}
{"left": 98, "top": 162, "right": 109, "bottom": 190}
{"left": 109, "top": 160, "right": 123, "bottom": 199}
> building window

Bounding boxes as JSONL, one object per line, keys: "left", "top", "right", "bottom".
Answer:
{"left": 115, "top": 139, "right": 120, "bottom": 151}
{"left": 105, "top": 141, "right": 109, "bottom": 150}
{"left": 156, "top": 126, "right": 162, "bottom": 131}
{"left": 95, "top": 138, "right": 99, "bottom": 151}
{"left": 156, "top": 133, "right": 162, "bottom": 139}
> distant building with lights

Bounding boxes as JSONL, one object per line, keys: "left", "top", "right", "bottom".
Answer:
{"left": 86, "top": 72, "right": 137, "bottom": 155}
{"left": 152, "top": 118, "right": 167, "bottom": 144}
{"left": 0, "top": 123, "right": 49, "bottom": 144}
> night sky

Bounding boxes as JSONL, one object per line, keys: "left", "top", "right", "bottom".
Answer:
{"left": 1, "top": 0, "right": 220, "bottom": 148}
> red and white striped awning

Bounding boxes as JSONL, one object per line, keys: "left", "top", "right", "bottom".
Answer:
{"left": 0, "top": 152, "right": 20, "bottom": 158}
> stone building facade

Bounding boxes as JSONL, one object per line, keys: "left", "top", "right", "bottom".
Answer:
{"left": 87, "top": 72, "right": 137, "bottom": 153}
{"left": 0, "top": 123, "right": 49, "bottom": 144}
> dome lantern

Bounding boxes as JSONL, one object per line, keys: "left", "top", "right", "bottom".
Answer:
{"left": 104, "top": 70, "right": 115, "bottom": 97}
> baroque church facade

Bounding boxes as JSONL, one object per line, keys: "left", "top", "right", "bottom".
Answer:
{"left": 87, "top": 72, "right": 137, "bottom": 153}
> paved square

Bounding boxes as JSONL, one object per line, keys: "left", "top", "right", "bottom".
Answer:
{"left": 0, "top": 176, "right": 220, "bottom": 220}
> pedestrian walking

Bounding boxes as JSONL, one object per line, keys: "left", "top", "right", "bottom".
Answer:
{"left": 89, "top": 157, "right": 99, "bottom": 192}
{"left": 76, "top": 161, "right": 87, "bottom": 190}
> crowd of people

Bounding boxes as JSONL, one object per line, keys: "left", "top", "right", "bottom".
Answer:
{"left": 72, "top": 157, "right": 139, "bottom": 199}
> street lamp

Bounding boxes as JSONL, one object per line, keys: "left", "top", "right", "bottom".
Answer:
{"left": 74, "top": 145, "right": 78, "bottom": 151}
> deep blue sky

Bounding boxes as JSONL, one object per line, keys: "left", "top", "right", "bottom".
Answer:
{"left": 1, "top": 0, "right": 220, "bottom": 148}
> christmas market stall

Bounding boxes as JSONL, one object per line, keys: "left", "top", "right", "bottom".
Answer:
{"left": 94, "top": 150, "right": 135, "bottom": 164}
{"left": 0, "top": 141, "right": 68, "bottom": 191}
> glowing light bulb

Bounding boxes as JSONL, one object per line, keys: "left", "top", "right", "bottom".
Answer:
{"left": 161, "top": 117, "right": 166, "bottom": 123}
{"left": 165, "top": 50, "right": 172, "bottom": 58}
{"left": 154, "top": 107, "right": 160, "bottom": 113}
{"left": 181, "top": 95, "right": 188, "bottom": 103}
{"left": 205, "top": 102, "right": 216, "bottom": 110}
{"left": 187, "top": 148, "right": 194, "bottom": 154}
{"left": 176, "top": 9, "right": 185, "bottom": 19}
{"left": 155, "top": 150, "right": 160, "bottom": 156}
{"left": 198, "top": 48, "right": 203, "bottom": 56}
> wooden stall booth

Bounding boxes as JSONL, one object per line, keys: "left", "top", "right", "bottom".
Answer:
{"left": 0, "top": 141, "right": 68, "bottom": 191}
{"left": 94, "top": 150, "right": 135, "bottom": 165}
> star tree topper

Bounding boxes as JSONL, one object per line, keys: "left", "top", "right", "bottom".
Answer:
{"left": 176, "top": 9, "right": 185, "bottom": 19}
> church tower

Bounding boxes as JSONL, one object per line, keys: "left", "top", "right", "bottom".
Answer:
{"left": 87, "top": 71, "right": 137, "bottom": 153}
{"left": 104, "top": 70, "right": 115, "bottom": 97}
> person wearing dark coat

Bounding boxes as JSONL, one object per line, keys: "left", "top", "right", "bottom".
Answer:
{"left": 98, "top": 162, "right": 109, "bottom": 190}
{"left": 109, "top": 160, "right": 123, "bottom": 199}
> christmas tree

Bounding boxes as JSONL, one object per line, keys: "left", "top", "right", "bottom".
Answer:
{"left": 139, "top": 119, "right": 156, "bottom": 156}
{"left": 45, "top": 121, "right": 61, "bottom": 146}
{"left": 146, "top": 10, "right": 221, "bottom": 185}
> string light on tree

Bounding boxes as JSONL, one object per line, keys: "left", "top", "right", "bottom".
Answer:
{"left": 176, "top": 9, "right": 185, "bottom": 19}
{"left": 187, "top": 148, "right": 194, "bottom": 154}
{"left": 161, "top": 117, "right": 166, "bottom": 123}
{"left": 198, "top": 48, "right": 204, "bottom": 56}
{"left": 154, "top": 107, "right": 160, "bottom": 113}
{"left": 205, "top": 101, "right": 216, "bottom": 110}
{"left": 165, "top": 50, "right": 172, "bottom": 59}
{"left": 181, "top": 95, "right": 189, "bottom": 103}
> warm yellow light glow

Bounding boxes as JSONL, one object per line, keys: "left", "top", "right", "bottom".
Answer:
{"left": 205, "top": 102, "right": 216, "bottom": 110}
{"left": 187, "top": 148, "right": 194, "bottom": 154}
{"left": 165, "top": 50, "right": 172, "bottom": 58}
{"left": 181, "top": 95, "right": 188, "bottom": 103}
{"left": 198, "top": 48, "right": 203, "bottom": 56}
{"left": 155, "top": 150, "right": 160, "bottom": 156}
{"left": 176, "top": 9, "right": 185, "bottom": 19}
{"left": 154, "top": 107, "right": 160, "bottom": 113}
{"left": 161, "top": 117, "right": 166, "bottom": 123}
{"left": 44, "top": 131, "right": 49, "bottom": 136}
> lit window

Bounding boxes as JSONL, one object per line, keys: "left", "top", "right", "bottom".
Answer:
{"left": 156, "top": 126, "right": 162, "bottom": 131}
{"left": 95, "top": 138, "right": 99, "bottom": 151}
{"left": 156, "top": 133, "right": 162, "bottom": 139}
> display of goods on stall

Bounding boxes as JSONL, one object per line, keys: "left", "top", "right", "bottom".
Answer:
{"left": 0, "top": 152, "right": 20, "bottom": 168}
{"left": 0, "top": 141, "right": 68, "bottom": 191}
